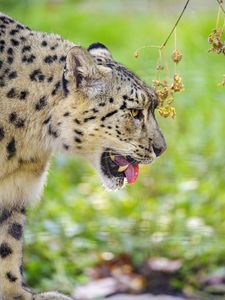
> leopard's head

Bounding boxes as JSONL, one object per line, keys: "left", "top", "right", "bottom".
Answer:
{"left": 61, "top": 43, "right": 166, "bottom": 190}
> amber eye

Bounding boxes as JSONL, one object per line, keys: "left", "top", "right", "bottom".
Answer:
{"left": 130, "top": 109, "right": 143, "bottom": 120}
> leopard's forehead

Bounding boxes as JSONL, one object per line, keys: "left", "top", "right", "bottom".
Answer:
{"left": 93, "top": 56, "right": 157, "bottom": 108}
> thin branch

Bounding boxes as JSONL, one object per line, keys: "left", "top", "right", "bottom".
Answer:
{"left": 216, "top": 0, "right": 225, "bottom": 15}
{"left": 160, "top": 0, "right": 191, "bottom": 49}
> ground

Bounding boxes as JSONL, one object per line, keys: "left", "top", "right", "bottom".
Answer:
{"left": 108, "top": 295, "right": 190, "bottom": 300}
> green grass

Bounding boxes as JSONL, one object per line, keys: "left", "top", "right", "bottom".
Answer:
{"left": 2, "top": 0, "right": 225, "bottom": 295}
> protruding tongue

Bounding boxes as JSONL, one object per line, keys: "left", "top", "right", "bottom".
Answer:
{"left": 114, "top": 155, "right": 139, "bottom": 184}
{"left": 124, "top": 163, "right": 139, "bottom": 184}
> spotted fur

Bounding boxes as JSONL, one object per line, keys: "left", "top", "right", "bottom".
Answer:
{"left": 0, "top": 13, "right": 166, "bottom": 300}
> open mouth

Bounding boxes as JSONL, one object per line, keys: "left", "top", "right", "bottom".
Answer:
{"left": 100, "top": 149, "right": 140, "bottom": 185}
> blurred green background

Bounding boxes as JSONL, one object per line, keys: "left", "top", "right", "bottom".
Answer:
{"left": 1, "top": 0, "right": 225, "bottom": 296}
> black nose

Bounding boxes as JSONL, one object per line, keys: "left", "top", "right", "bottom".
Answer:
{"left": 152, "top": 145, "right": 163, "bottom": 157}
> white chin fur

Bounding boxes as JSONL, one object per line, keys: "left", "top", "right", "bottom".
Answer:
{"left": 90, "top": 156, "right": 125, "bottom": 191}
{"left": 100, "top": 173, "right": 125, "bottom": 191}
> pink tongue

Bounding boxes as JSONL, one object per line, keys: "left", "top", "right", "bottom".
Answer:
{"left": 114, "top": 155, "right": 139, "bottom": 184}
{"left": 124, "top": 163, "right": 139, "bottom": 184}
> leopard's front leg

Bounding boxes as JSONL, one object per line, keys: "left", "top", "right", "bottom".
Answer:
{"left": 0, "top": 206, "right": 73, "bottom": 300}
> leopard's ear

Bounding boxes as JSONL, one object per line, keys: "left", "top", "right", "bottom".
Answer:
{"left": 66, "top": 46, "right": 99, "bottom": 88}
{"left": 88, "top": 42, "right": 112, "bottom": 59}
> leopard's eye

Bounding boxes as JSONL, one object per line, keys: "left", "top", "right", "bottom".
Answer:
{"left": 130, "top": 109, "right": 143, "bottom": 120}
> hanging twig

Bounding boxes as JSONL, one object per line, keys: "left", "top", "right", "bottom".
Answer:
{"left": 160, "top": 0, "right": 191, "bottom": 49}
{"left": 134, "top": 0, "right": 190, "bottom": 57}
{"left": 216, "top": 0, "right": 225, "bottom": 15}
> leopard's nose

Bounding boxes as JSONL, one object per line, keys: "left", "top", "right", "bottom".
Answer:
{"left": 152, "top": 144, "right": 166, "bottom": 157}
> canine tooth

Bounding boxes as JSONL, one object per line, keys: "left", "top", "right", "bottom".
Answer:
{"left": 110, "top": 153, "right": 115, "bottom": 161}
{"left": 118, "top": 165, "right": 129, "bottom": 172}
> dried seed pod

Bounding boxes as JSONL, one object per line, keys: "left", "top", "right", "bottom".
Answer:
{"left": 153, "top": 73, "right": 184, "bottom": 119}
{"left": 134, "top": 51, "right": 139, "bottom": 58}
{"left": 158, "top": 107, "right": 170, "bottom": 118}
{"left": 208, "top": 28, "right": 224, "bottom": 54}
{"left": 158, "top": 105, "right": 176, "bottom": 119}
{"left": 171, "top": 73, "right": 184, "bottom": 92}
{"left": 170, "top": 106, "right": 176, "bottom": 118}
{"left": 156, "top": 64, "right": 165, "bottom": 71}
{"left": 152, "top": 79, "right": 161, "bottom": 87}
{"left": 158, "top": 87, "right": 169, "bottom": 100}
{"left": 172, "top": 49, "right": 183, "bottom": 64}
